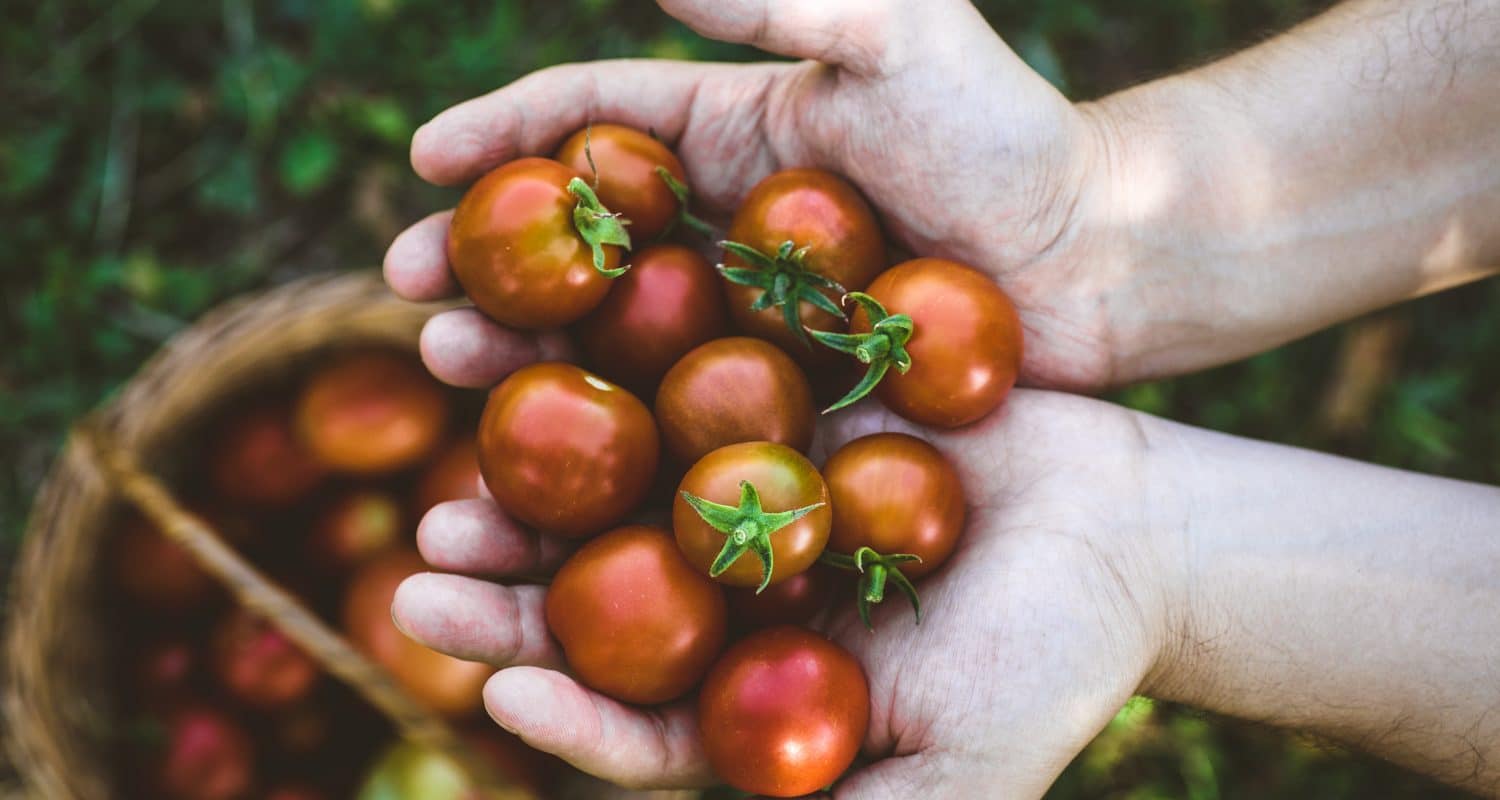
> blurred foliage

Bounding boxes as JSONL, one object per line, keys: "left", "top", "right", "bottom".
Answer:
{"left": 1, "top": 0, "right": 1495, "bottom": 797}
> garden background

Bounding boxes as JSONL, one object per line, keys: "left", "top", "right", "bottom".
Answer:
{"left": 3, "top": 0, "right": 1497, "bottom": 796}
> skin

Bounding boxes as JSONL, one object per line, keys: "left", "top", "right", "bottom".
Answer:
{"left": 823, "top": 432, "right": 964, "bottom": 580}
{"left": 572, "top": 243, "right": 727, "bottom": 392}
{"left": 723, "top": 168, "right": 886, "bottom": 355}
{"left": 545, "top": 525, "right": 728, "bottom": 705}
{"left": 673, "top": 441, "right": 832, "bottom": 588}
{"left": 295, "top": 350, "right": 449, "bottom": 475}
{"left": 698, "top": 626, "right": 870, "bottom": 798}
{"left": 554, "top": 124, "right": 688, "bottom": 242}
{"left": 447, "top": 157, "right": 622, "bottom": 330}
{"left": 477, "top": 362, "right": 658, "bottom": 538}
{"left": 386, "top": 0, "right": 1500, "bottom": 795}
{"left": 855, "top": 258, "right": 1022, "bottom": 428}
{"left": 654, "top": 337, "right": 814, "bottom": 465}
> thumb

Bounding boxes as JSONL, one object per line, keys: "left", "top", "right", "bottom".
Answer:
{"left": 656, "top": 0, "right": 901, "bottom": 76}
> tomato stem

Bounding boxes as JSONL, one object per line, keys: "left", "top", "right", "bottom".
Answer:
{"left": 680, "top": 480, "right": 825, "bottom": 594}
{"left": 717, "top": 239, "right": 848, "bottom": 349}
{"left": 819, "top": 546, "right": 923, "bottom": 629}
{"left": 810, "top": 292, "right": 915, "bottom": 413}
{"left": 567, "top": 177, "right": 632, "bottom": 278}
{"left": 654, "top": 166, "right": 719, "bottom": 240}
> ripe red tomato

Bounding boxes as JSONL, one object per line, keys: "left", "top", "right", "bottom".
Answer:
{"left": 654, "top": 337, "right": 814, "bottom": 466}
{"left": 153, "top": 706, "right": 255, "bottom": 800}
{"left": 726, "top": 564, "right": 834, "bottom": 629}
{"left": 208, "top": 401, "right": 324, "bottom": 507}
{"left": 448, "top": 157, "right": 626, "bottom": 330}
{"left": 850, "top": 258, "right": 1022, "bottom": 428}
{"left": 825, "top": 433, "right": 964, "bottom": 578}
{"left": 545, "top": 525, "right": 727, "bottom": 704}
{"left": 673, "top": 442, "right": 831, "bottom": 590}
{"left": 296, "top": 351, "right": 450, "bottom": 474}
{"left": 721, "top": 168, "right": 885, "bottom": 355}
{"left": 343, "top": 549, "right": 491, "bottom": 717}
{"left": 555, "top": 124, "right": 689, "bottom": 242}
{"left": 112, "top": 514, "right": 215, "bottom": 611}
{"left": 698, "top": 626, "right": 869, "bottom": 797}
{"left": 310, "top": 488, "right": 404, "bottom": 571}
{"left": 574, "top": 244, "right": 727, "bottom": 392}
{"left": 479, "top": 363, "right": 658, "bottom": 538}
{"left": 211, "top": 607, "right": 320, "bottom": 710}
{"left": 413, "top": 438, "right": 483, "bottom": 515}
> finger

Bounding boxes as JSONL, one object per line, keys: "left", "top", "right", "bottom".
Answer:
{"left": 658, "top": 0, "right": 897, "bottom": 75}
{"left": 417, "top": 499, "right": 571, "bottom": 578}
{"left": 391, "top": 573, "right": 563, "bottom": 669}
{"left": 484, "top": 666, "right": 715, "bottom": 790}
{"left": 418, "top": 308, "right": 569, "bottom": 388}
{"left": 412, "top": 59, "right": 732, "bottom": 186}
{"left": 383, "top": 210, "right": 456, "bottom": 300}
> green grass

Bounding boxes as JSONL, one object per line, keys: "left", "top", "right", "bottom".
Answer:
{"left": 2, "top": 0, "right": 1495, "bottom": 796}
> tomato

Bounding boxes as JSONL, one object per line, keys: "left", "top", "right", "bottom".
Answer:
{"left": 356, "top": 741, "right": 521, "bottom": 800}
{"left": 135, "top": 638, "right": 200, "bottom": 704}
{"left": 555, "top": 123, "right": 689, "bottom": 242}
{"left": 698, "top": 626, "right": 869, "bottom": 797}
{"left": 673, "top": 441, "right": 831, "bottom": 590}
{"left": 462, "top": 724, "right": 565, "bottom": 795}
{"left": 414, "top": 438, "right": 483, "bottom": 515}
{"left": 448, "top": 157, "right": 628, "bottom": 330}
{"left": 725, "top": 564, "right": 834, "bottom": 630}
{"left": 153, "top": 705, "right": 255, "bottom": 800}
{"left": 211, "top": 607, "right": 320, "bottom": 710}
{"left": 574, "top": 244, "right": 727, "bottom": 392}
{"left": 721, "top": 168, "right": 885, "bottom": 355}
{"left": 296, "top": 351, "right": 450, "bottom": 474}
{"left": 113, "top": 514, "right": 215, "bottom": 611}
{"left": 343, "top": 549, "right": 491, "bottom": 717}
{"left": 310, "top": 488, "right": 404, "bottom": 570}
{"left": 545, "top": 525, "right": 727, "bottom": 704}
{"left": 654, "top": 337, "right": 814, "bottom": 466}
{"left": 844, "top": 258, "right": 1022, "bottom": 428}
{"left": 479, "top": 363, "right": 658, "bottom": 538}
{"left": 209, "top": 401, "right": 324, "bottom": 507}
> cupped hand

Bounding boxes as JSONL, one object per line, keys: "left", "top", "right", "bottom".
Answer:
{"left": 385, "top": 0, "right": 1128, "bottom": 391}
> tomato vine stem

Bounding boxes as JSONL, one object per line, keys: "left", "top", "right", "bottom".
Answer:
{"left": 567, "top": 177, "right": 632, "bottom": 278}
{"left": 679, "top": 480, "right": 825, "bottom": 593}
{"left": 717, "top": 239, "right": 847, "bottom": 349}
{"left": 820, "top": 546, "right": 923, "bottom": 629}
{"left": 810, "top": 292, "right": 915, "bottom": 413}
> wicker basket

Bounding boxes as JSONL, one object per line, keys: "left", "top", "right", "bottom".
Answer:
{"left": 2, "top": 271, "right": 693, "bottom": 800}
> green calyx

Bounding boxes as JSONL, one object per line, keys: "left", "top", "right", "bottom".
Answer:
{"left": 810, "top": 292, "right": 915, "bottom": 413}
{"left": 566, "top": 177, "right": 632, "bottom": 278}
{"left": 820, "top": 546, "right": 923, "bottom": 630}
{"left": 717, "top": 239, "right": 848, "bottom": 349}
{"left": 653, "top": 166, "right": 717, "bottom": 240}
{"left": 679, "top": 480, "right": 826, "bottom": 594}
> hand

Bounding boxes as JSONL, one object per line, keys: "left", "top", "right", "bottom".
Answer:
{"left": 384, "top": 0, "right": 1128, "bottom": 391}
{"left": 392, "top": 373, "right": 1176, "bottom": 796}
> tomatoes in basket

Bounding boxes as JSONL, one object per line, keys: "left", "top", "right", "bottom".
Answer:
{"left": 413, "top": 438, "right": 483, "bottom": 515}
{"left": 113, "top": 514, "right": 216, "bottom": 611}
{"left": 545, "top": 525, "right": 727, "bottom": 704}
{"left": 574, "top": 244, "right": 727, "bottom": 392}
{"left": 655, "top": 337, "right": 814, "bottom": 465}
{"left": 212, "top": 607, "right": 320, "bottom": 710}
{"left": 720, "top": 168, "right": 885, "bottom": 355}
{"left": 209, "top": 400, "right": 324, "bottom": 508}
{"left": 448, "top": 157, "right": 628, "bottom": 330}
{"left": 310, "top": 487, "right": 404, "bottom": 571}
{"left": 826, "top": 258, "right": 1022, "bottom": 427}
{"left": 479, "top": 363, "right": 658, "bottom": 538}
{"left": 295, "top": 351, "right": 450, "bottom": 474}
{"left": 698, "top": 626, "right": 869, "bottom": 798}
{"left": 343, "top": 549, "right": 490, "bottom": 717}
{"left": 674, "top": 441, "right": 831, "bottom": 591}
{"left": 152, "top": 705, "right": 255, "bottom": 800}
{"left": 555, "top": 124, "right": 689, "bottom": 242}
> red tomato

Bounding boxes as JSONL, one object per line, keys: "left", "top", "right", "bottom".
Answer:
{"left": 296, "top": 351, "right": 450, "bottom": 474}
{"left": 555, "top": 124, "right": 688, "bottom": 241}
{"left": 448, "top": 157, "right": 625, "bottom": 330}
{"left": 208, "top": 401, "right": 324, "bottom": 507}
{"left": 135, "top": 638, "right": 200, "bottom": 704}
{"left": 545, "top": 525, "right": 727, "bottom": 704}
{"left": 211, "top": 607, "right": 320, "bottom": 710}
{"left": 343, "top": 549, "right": 491, "bottom": 717}
{"left": 851, "top": 258, "right": 1022, "bottom": 428}
{"left": 112, "top": 514, "right": 215, "bottom": 611}
{"left": 479, "top": 363, "right": 658, "bottom": 538}
{"left": 824, "top": 433, "right": 964, "bottom": 579}
{"left": 654, "top": 337, "right": 814, "bottom": 466}
{"left": 722, "top": 168, "right": 885, "bottom": 355}
{"left": 574, "top": 244, "right": 727, "bottom": 392}
{"left": 154, "top": 706, "right": 255, "bottom": 800}
{"left": 310, "top": 487, "right": 404, "bottom": 571}
{"left": 673, "top": 442, "right": 831, "bottom": 589}
{"left": 698, "top": 626, "right": 869, "bottom": 797}
{"left": 413, "top": 438, "right": 483, "bottom": 515}
{"left": 726, "top": 564, "right": 834, "bottom": 629}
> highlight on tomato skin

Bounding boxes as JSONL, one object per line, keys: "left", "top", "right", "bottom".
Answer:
{"left": 697, "top": 625, "right": 870, "bottom": 798}
{"left": 554, "top": 123, "right": 691, "bottom": 242}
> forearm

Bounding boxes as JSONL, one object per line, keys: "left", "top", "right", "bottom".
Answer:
{"left": 1143, "top": 419, "right": 1500, "bottom": 794}
{"left": 1087, "top": 0, "right": 1500, "bottom": 383}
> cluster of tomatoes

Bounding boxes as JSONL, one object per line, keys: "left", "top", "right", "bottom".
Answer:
{"left": 445, "top": 124, "right": 1024, "bottom": 797}
{"left": 110, "top": 350, "right": 552, "bottom": 799}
